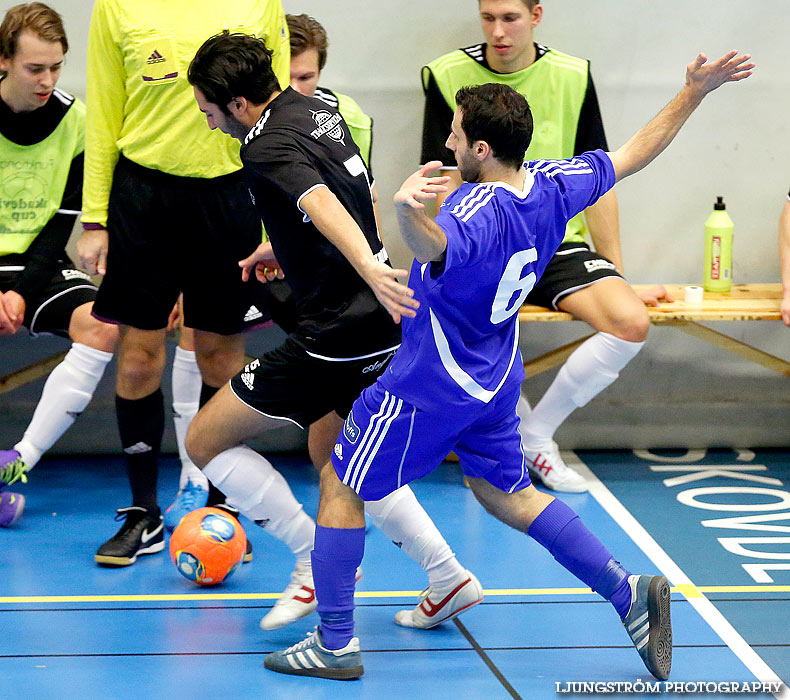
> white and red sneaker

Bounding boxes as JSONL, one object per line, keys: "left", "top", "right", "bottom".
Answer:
{"left": 260, "top": 562, "right": 316, "bottom": 631}
{"left": 523, "top": 440, "right": 588, "bottom": 493}
{"left": 395, "top": 570, "right": 483, "bottom": 629}
{"left": 260, "top": 564, "right": 363, "bottom": 631}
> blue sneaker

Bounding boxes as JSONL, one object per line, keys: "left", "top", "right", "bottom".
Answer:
{"left": 0, "top": 450, "right": 28, "bottom": 491}
{"left": 164, "top": 480, "right": 208, "bottom": 532}
{"left": 0, "top": 491, "right": 25, "bottom": 527}
{"left": 264, "top": 627, "right": 364, "bottom": 680}
{"left": 622, "top": 575, "right": 672, "bottom": 680}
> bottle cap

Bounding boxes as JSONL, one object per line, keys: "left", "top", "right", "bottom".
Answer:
{"left": 714, "top": 196, "right": 726, "bottom": 211}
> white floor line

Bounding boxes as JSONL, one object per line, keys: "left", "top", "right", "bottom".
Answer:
{"left": 567, "top": 452, "right": 789, "bottom": 700}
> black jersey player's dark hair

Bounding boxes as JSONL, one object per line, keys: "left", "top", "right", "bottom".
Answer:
{"left": 188, "top": 30, "right": 280, "bottom": 113}
{"left": 455, "top": 83, "right": 533, "bottom": 170}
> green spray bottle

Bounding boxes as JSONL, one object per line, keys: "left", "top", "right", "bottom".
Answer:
{"left": 703, "top": 196, "right": 733, "bottom": 292}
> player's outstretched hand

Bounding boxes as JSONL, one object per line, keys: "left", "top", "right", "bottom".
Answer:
{"left": 360, "top": 260, "right": 419, "bottom": 324}
{"left": 685, "top": 50, "right": 754, "bottom": 96}
{"left": 394, "top": 161, "right": 451, "bottom": 210}
{"left": 77, "top": 227, "right": 109, "bottom": 276}
{"left": 781, "top": 293, "right": 790, "bottom": 328}
{"left": 637, "top": 285, "right": 674, "bottom": 307}
{"left": 239, "top": 241, "right": 284, "bottom": 283}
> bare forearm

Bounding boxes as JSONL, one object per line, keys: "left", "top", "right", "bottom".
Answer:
{"left": 780, "top": 202, "right": 790, "bottom": 295}
{"left": 610, "top": 85, "right": 703, "bottom": 183}
{"left": 301, "top": 187, "right": 377, "bottom": 276}
{"left": 609, "top": 51, "right": 753, "bottom": 183}
{"left": 585, "top": 189, "right": 623, "bottom": 272}
{"left": 395, "top": 204, "right": 447, "bottom": 263}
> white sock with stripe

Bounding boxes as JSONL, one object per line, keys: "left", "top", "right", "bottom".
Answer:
{"left": 202, "top": 445, "right": 314, "bottom": 565}
{"left": 14, "top": 343, "right": 112, "bottom": 468}
{"left": 520, "top": 332, "right": 644, "bottom": 447}
{"left": 365, "top": 484, "right": 465, "bottom": 590}
{"left": 171, "top": 346, "right": 207, "bottom": 489}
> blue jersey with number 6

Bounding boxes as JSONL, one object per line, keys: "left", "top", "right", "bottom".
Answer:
{"left": 380, "top": 149, "right": 615, "bottom": 413}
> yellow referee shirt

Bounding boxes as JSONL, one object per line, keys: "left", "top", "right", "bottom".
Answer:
{"left": 83, "top": 0, "right": 290, "bottom": 227}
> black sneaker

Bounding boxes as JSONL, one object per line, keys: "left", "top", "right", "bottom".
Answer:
{"left": 211, "top": 502, "right": 253, "bottom": 563}
{"left": 95, "top": 506, "right": 164, "bottom": 566}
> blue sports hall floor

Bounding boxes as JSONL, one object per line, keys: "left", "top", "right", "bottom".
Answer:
{"left": 2, "top": 448, "right": 789, "bottom": 699}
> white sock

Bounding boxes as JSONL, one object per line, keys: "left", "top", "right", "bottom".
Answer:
{"left": 202, "top": 445, "right": 314, "bottom": 565}
{"left": 520, "top": 332, "right": 644, "bottom": 447}
{"left": 14, "top": 343, "right": 112, "bottom": 468}
{"left": 365, "top": 484, "right": 464, "bottom": 590}
{"left": 171, "top": 346, "right": 207, "bottom": 490}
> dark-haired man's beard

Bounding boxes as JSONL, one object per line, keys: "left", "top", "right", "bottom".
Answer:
{"left": 225, "top": 112, "right": 250, "bottom": 141}
{"left": 458, "top": 151, "right": 482, "bottom": 183}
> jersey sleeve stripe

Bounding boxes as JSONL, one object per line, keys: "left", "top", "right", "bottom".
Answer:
{"left": 460, "top": 190, "right": 496, "bottom": 222}
{"left": 450, "top": 184, "right": 490, "bottom": 218}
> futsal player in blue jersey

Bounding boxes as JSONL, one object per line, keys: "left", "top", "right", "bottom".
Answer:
{"left": 264, "top": 50, "right": 754, "bottom": 680}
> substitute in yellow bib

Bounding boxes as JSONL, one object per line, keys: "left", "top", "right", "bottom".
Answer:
{"left": 421, "top": 0, "right": 671, "bottom": 494}
{"left": 0, "top": 2, "right": 118, "bottom": 528}
{"left": 77, "top": 0, "right": 290, "bottom": 567}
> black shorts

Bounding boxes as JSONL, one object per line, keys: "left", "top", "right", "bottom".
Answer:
{"left": 94, "top": 156, "right": 275, "bottom": 335}
{"left": 525, "top": 242, "right": 623, "bottom": 309}
{"left": 229, "top": 337, "right": 399, "bottom": 429}
{"left": 0, "top": 264, "right": 97, "bottom": 338}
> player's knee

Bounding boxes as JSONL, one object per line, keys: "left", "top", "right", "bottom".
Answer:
{"left": 609, "top": 306, "right": 650, "bottom": 343}
{"left": 117, "top": 343, "right": 164, "bottom": 387}
{"left": 81, "top": 319, "right": 118, "bottom": 353}
{"left": 196, "top": 346, "right": 244, "bottom": 386}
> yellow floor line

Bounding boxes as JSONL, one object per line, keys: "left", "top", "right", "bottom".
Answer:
{"left": 1, "top": 585, "right": 788, "bottom": 605}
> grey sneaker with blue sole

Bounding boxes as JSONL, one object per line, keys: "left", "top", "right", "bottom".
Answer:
{"left": 622, "top": 574, "right": 672, "bottom": 680}
{"left": 264, "top": 627, "right": 363, "bottom": 680}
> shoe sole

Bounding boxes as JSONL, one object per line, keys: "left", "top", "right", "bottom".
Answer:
{"left": 263, "top": 656, "right": 363, "bottom": 680}
{"left": 95, "top": 540, "right": 165, "bottom": 566}
{"left": 645, "top": 575, "right": 672, "bottom": 680}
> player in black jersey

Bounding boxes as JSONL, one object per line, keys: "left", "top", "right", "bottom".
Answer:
{"left": 184, "top": 31, "right": 482, "bottom": 633}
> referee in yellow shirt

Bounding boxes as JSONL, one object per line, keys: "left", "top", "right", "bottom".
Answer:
{"left": 77, "top": 0, "right": 290, "bottom": 566}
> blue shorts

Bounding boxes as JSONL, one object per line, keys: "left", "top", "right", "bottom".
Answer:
{"left": 331, "top": 379, "right": 531, "bottom": 501}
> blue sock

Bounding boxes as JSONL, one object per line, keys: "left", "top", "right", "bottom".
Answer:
{"left": 312, "top": 525, "right": 365, "bottom": 650}
{"left": 528, "top": 499, "right": 632, "bottom": 618}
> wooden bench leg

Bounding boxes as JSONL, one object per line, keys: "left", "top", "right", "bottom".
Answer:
{"left": 665, "top": 321, "right": 790, "bottom": 378}
{"left": 0, "top": 351, "right": 69, "bottom": 397}
{"left": 523, "top": 333, "right": 595, "bottom": 379}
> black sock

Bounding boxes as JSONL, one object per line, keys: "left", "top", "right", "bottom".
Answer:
{"left": 116, "top": 389, "right": 164, "bottom": 508}
{"left": 199, "top": 382, "right": 226, "bottom": 506}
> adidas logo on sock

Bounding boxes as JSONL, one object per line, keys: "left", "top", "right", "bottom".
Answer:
{"left": 240, "top": 372, "right": 255, "bottom": 390}
{"left": 124, "top": 442, "right": 153, "bottom": 455}
{"left": 244, "top": 305, "right": 263, "bottom": 322}
{"left": 147, "top": 50, "right": 165, "bottom": 64}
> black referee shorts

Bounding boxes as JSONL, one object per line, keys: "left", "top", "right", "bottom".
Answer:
{"left": 525, "top": 241, "right": 624, "bottom": 310}
{"left": 94, "top": 156, "right": 275, "bottom": 335}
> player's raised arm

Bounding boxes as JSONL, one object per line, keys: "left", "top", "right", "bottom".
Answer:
{"left": 299, "top": 186, "right": 419, "bottom": 324}
{"left": 393, "top": 161, "right": 450, "bottom": 263}
{"left": 608, "top": 51, "right": 754, "bottom": 183}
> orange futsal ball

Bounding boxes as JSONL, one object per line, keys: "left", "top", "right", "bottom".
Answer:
{"left": 169, "top": 507, "right": 247, "bottom": 586}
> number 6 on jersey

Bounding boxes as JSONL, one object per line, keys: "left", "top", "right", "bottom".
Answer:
{"left": 491, "top": 248, "right": 537, "bottom": 324}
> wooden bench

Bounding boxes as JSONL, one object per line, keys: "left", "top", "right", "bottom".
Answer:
{"left": 518, "top": 283, "right": 789, "bottom": 378}
{"left": 3, "top": 285, "right": 786, "bottom": 399}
